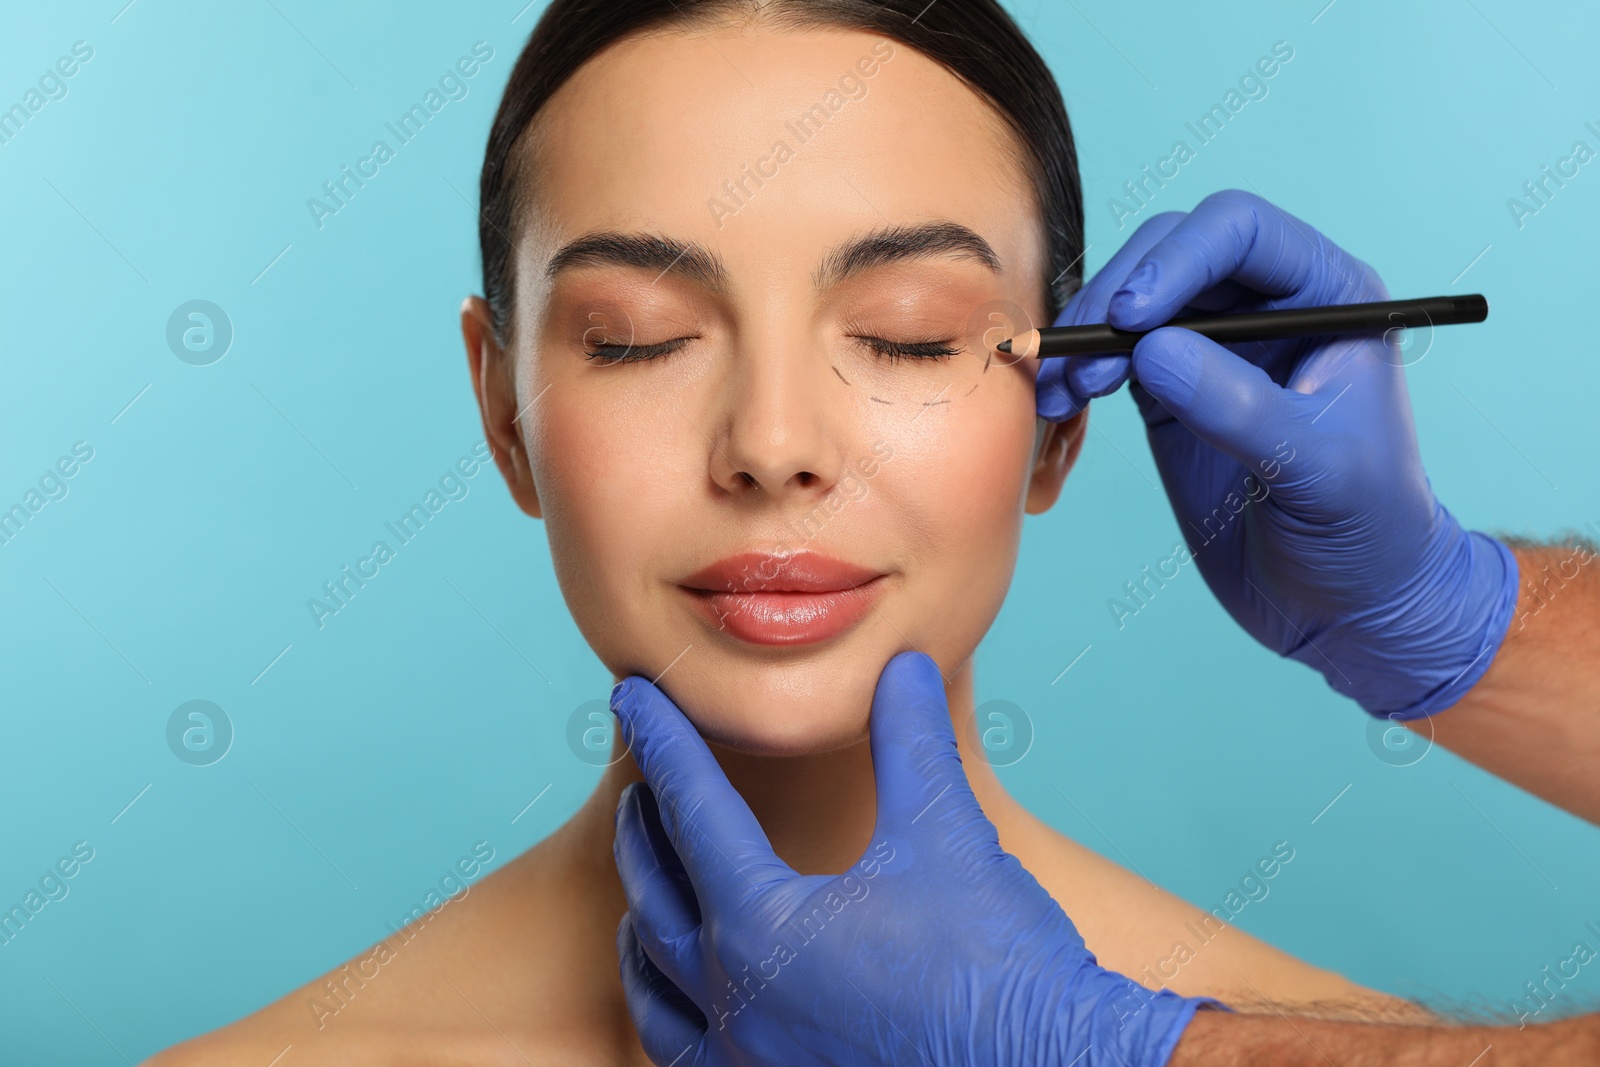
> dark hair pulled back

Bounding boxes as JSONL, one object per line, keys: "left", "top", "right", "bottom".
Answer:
{"left": 478, "top": 0, "right": 1082, "bottom": 349}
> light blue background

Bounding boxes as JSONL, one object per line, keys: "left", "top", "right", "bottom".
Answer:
{"left": 3, "top": 0, "right": 1597, "bottom": 1060}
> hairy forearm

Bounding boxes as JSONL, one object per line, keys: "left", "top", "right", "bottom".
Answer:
{"left": 1413, "top": 540, "right": 1600, "bottom": 823}
{"left": 1164, "top": 537, "right": 1600, "bottom": 1065}
{"left": 1170, "top": 1005, "right": 1600, "bottom": 1065}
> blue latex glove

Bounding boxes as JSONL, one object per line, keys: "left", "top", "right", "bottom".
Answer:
{"left": 1036, "top": 190, "right": 1519, "bottom": 720}
{"left": 611, "top": 650, "right": 1217, "bottom": 1066}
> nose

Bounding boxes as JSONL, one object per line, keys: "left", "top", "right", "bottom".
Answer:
{"left": 707, "top": 332, "right": 846, "bottom": 500}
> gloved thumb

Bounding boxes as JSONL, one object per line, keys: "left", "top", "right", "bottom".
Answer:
{"left": 868, "top": 651, "right": 999, "bottom": 861}
{"left": 1132, "top": 326, "right": 1308, "bottom": 471}
{"left": 611, "top": 676, "right": 795, "bottom": 912}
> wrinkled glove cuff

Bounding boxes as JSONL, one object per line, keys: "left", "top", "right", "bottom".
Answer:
{"left": 1379, "top": 532, "right": 1519, "bottom": 721}
{"left": 1150, "top": 995, "right": 1230, "bottom": 1067}
{"left": 1068, "top": 970, "right": 1229, "bottom": 1067}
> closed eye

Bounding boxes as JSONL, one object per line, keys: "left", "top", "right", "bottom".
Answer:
{"left": 582, "top": 335, "right": 961, "bottom": 364}
{"left": 854, "top": 336, "right": 961, "bottom": 362}
{"left": 583, "top": 337, "right": 694, "bottom": 364}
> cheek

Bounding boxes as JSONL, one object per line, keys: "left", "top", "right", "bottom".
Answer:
{"left": 905, "top": 366, "right": 1039, "bottom": 529}
{"left": 525, "top": 389, "right": 692, "bottom": 661}
{"left": 873, "top": 370, "right": 1039, "bottom": 649}
{"left": 948, "top": 408, "right": 1036, "bottom": 520}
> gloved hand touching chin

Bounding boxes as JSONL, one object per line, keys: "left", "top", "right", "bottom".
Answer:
{"left": 1036, "top": 189, "right": 1519, "bottom": 720}
{"left": 611, "top": 650, "right": 1219, "bottom": 1066}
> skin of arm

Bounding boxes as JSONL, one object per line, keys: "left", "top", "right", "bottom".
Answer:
{"left": 1416, "top": 540, "right": 1600, "bottom": 824}
{"left": 1170, "top": 1006, "right": 1600, "bottom": 1066}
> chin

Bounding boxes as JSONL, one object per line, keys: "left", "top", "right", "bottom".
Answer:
{"left": 615, "top": 632, "right": 939, "bottom": 757}
{"left": 660, "top": 657, "right": 885, "bottom": 757}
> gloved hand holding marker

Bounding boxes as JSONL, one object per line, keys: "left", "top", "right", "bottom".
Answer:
{"left": 1034, "top": 190, "right": 1519, "bottom": 721}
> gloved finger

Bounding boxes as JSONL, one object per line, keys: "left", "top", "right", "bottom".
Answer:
{"left": 1071, "top": 210, "right": 1190, "bottom": 325}
{"left": 1065, "top": 277, "right": 1252, "bottom": 400}
{"left": 1130, "top": 327, "right": 1315, "bottom": 472}
{"left": 1128, "top": 378, "right": 1170, "bottom": 428}
{"left": 867, "top": 651, "right": 1000, "bottom": 863}
{"left": 1039, "top": 212, "right": 1186, "bottom": 413}
{"left": 1063, "top": 354, "right": 1130, "bottom": 401}
{"left": 1106, "top": 189, "right": 1385, "bottom": 333}
{"left": 618, "top": 913, "right": 708, "bottom": 1067}
{"left": 1131, "top": 335, "right": 1274, "bottom": 431}
{"left": 615, "top": 781, "right": 707, "bottom": 995}
{"left": 611, "top": 676, "right": 798, "bottom": 917}
{"left": 1035, "top": 275, "right": 1102, "bottom": 419}
{"left": 1035, "top": 368, "right": 1094, "bottom": 422}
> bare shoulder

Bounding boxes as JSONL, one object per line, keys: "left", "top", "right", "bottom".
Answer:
{"left": 144, "top": 822, "right": 640, "bottom": 1065}
{"left": 996, "top": 799, "right": 1429, "bottom": 1022}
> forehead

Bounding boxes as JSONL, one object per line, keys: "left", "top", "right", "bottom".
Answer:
{"left": 516, "top": 22, "right": 1044, "bottom": 292}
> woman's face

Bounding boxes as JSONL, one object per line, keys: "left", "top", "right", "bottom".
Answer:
{"left": 465, "top": 22, "right": 1084, "bottom": 755}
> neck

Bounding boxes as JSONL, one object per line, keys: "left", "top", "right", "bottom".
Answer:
{"left": 576, "top": 659, "right": 1016, "bottom": 882}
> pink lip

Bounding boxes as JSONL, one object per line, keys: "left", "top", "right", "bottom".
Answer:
{"left": 679, "top": 551, "right": 888, "bottom": 645}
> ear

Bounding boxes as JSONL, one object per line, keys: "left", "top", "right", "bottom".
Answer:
{"left": 461, "top": 295, "right": 542, "bottom": 519}
{"left": 1024, "top": 409, "right": 1087, "bottom": 515}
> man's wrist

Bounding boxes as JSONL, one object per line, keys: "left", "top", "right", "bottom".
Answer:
{"left": 1406, "top": 536, "right": 1600, "bottom": 824}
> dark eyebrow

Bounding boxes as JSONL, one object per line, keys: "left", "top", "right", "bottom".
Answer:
{"left": 543, "top": 220, "right": 1001, "bottom": 293}
{"left": 813, "top": 221, "right": 1002, "bottom": 290}
{"left": 544, "top": 231, "right": 730, "bottom": 292}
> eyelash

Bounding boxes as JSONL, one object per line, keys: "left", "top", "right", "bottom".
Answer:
{"left": 855, "top": 336, "right": 960, "bottom": 362}
{"left": 581, "top": 336, "right": 960, "bottom": 364}
{"left": 583, "top": 338, "right": 692, "bottom": 364}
